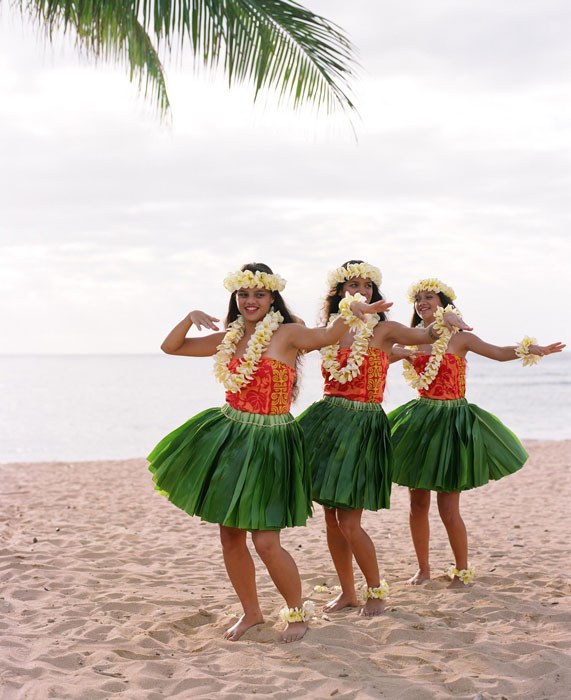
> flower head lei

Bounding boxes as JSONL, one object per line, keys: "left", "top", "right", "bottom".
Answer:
{"left": 407, "top": 278, "right": 456, "bottom": 304}
{"left": 213, "top": 310, "right": 283, "bottom": 392}
{"left": 223, "top": 269, "right": 286, "bottom": 293}
{"left": 327, "top": 262, "right": 382, "bottom": 289}
{"left": 321, "top": 293, "right": 379, "bottom": 384}
{"left": 402, "top": 305, "right": 461, "bottom": 390}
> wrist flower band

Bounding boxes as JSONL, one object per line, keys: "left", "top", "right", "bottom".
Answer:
{"left": 515, "top": 336, "right": 541, "bottom": 366}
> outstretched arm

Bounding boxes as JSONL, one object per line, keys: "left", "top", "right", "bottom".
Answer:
{"left": 383, "top": 312, "right": 472, "bottom": 347}
{"left": 289, "top": 298, "right": 393, "bottom": 353}
{"left": 458, "top": 334, "right": 565, "bottom": 362}
{"left": 161, "top": 310, "right": 224, "bottom": 356}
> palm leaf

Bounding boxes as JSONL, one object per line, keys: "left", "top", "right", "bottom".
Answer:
{"left": 15, "top": 0, "right": 357, "bottom": 115}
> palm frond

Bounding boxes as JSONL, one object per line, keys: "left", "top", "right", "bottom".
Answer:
{"left": 16, "top": 1, "right": 357, "bottom": 115}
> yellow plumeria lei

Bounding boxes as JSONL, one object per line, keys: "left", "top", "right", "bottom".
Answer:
{"left": 515, "top": 336, "right": 541, "bottom": 366}
{"left": 407, "top": 278, "right": 456, "bottom": 303}
{"left": 402, "top": 305, "right": 460, "bottom": 390}
{"left": 447, "top": 562, "right": 476, "bottom": 585}
{"left": 213, "top": 310, "right": 283, "bottom": 393}
{"left": 279, "top": 600, "right": 316, "bottom": 623}
{"left": 223, "top": 269, "right": 286, "bottom": 293}
{"left": 327, "top": 262, "right": 382, "bottom": 289}
{"left": 320, "top": 293, "right": 379, "bottom": 384}
{"left": 365, "top": 579, "right": 390, "bottom": 600}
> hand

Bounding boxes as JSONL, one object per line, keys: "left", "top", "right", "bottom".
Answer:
{"left": 350, "top": 299, "right": 393, "bottom": 322}
{"left": 188, "top": 310, "right": 220, "bottom": 331}
{"left": 442, "top": 311, "right": 473, "bottom": 332}
{"left": 528, "top": 341, "right": 566, "bottom": 356}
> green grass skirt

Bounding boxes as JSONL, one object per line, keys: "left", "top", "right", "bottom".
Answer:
{"left": 148, "top": 404, "right": 312, "bottom": 530}
{"left": 296, "top": 396, "right": 392, "bottom": 510}
{"left": 388, "top": 398, "right": 528, "bottom": 492}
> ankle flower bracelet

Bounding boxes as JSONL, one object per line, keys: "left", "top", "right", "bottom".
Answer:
{"left": 447, "top": 562, "right": 476, "bottom": 585}
{"left": 279, "top": 600, "right": 316, "bottom": 623}
{"left": 365, "top": 579, "right": 390, "bottom": 600}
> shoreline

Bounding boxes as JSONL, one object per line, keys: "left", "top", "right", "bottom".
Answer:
{"left": 1, "top": 441, "right": 570, "bottom": 699}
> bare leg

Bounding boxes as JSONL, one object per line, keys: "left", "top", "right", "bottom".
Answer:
{"left": 408, "top": 489, "right": 431, "bottom": 584}
{"left": 251, "top": 530, "right": 307, "bottom": 642}
{"left": 219, "top": 525, "right": 264, "bottom": 641}
{"left": 336, "top": 509, "right": 386, "bottom": 617}
{"left": 322, "top": 507, "right": 360, "bottom": 612}
{"left": 437, "top": 491, "right": 469, "bottom": 588}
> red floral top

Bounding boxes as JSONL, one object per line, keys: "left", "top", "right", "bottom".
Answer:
{"left": 412, "top": 354, "right": 466, "bottom": 399}
{"left": 323, "top": 347, "right": 389, "bottom": 404}
{"left": 225, "top": 357, "right": 295, "bottom": 414}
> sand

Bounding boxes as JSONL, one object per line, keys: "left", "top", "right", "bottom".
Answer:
{"left": 1, "top": 440, "right": 570, "bottom": 699}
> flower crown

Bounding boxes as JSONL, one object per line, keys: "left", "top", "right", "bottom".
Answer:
{"left": 327, "top": 262, "right": 382, "bottom": 289}
{"left": 407, "top": 278, "right": 456, "bottom": 303}
{"left": 223, "top": 269, "right": 286, "bottom": 293}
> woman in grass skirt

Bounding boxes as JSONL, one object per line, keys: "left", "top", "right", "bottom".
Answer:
{"left": 389, "top": 278, "right": 565, "bottom": 587}
{"left": 297, "top": 261, "right": 469, "bottom": 615}
{"left": 148, "top": 262, "right": 390, "bottom": 642}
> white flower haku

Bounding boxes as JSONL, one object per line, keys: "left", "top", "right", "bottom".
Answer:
{"left": 327, "top": 262, "right": 382, "bottom": 289}
{"left": 223, "top": 269, "right": 286, "bottom": 293}
{"left": 407, "top": 278, "right": 456, "bottom": 303}
{"left": 213, "top": 310, "right": 283, "bottom": 393}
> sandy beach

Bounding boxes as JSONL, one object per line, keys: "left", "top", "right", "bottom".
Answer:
{"left": 1, "top": 440, "right": 570, "bottom": 699}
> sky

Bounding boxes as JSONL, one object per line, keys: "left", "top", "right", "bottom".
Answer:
{"left": 0, "top": 0, "right": 569, "bottom": 354}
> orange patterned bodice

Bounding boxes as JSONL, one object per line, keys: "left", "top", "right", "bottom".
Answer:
{"left": 412, "top": 354, "right": 466, "bottom": 399}
{"left": 323, "top": 347, "right": 389, "bottom": 403}
{"left": 225, "top": 357, "right": 295, "bottom": 414}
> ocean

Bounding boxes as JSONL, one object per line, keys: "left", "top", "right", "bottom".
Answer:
{"left": 1, "top": 352, "right": 569, "bottom": 463}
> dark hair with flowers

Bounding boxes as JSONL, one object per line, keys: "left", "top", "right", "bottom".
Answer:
{"left": 321, "top": 259, "right": 388, "bottom": 325}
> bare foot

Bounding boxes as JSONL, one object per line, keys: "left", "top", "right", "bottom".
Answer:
{"left": 323, "top": 592, "right": 360, "bottom": 613}
{"left": 360, "top": 597, "right": 386, "bottom": 617}
{"left": 223, "top": 613, "right": 264, "bottom": 641}
{"left": 448, "top": 577, "right": 470, "bottom": 590}
{"left": 281, "top": 621, "right": 308, "bottom": 643}
{"left": 407, "top": 569, "right": 431, "bottom": 585}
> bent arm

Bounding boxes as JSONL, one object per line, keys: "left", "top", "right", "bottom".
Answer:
{"left": 161, "top": 311, "right": 224, "bottom": 357}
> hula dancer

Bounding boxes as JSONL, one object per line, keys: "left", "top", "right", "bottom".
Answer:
{"left": 389, "top": 278, "right": 565, "bottom": 587}
{"left": 297, "top": 261, "right": 468, "bottom": 615}
{"left": 148, "top": 262, "right": 391, "bottom": 642}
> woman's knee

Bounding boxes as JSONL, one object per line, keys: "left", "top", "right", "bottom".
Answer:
{"left": 219, "top": 526, "right": 246, "bottom": 552}
{"left": 251, "top": 531, "right": 280, "bottom": 559}
{"left": 410, "top": 490, "right": 430, "bottom": 517}
{"left": 337, "top": 511, "right": 363, "bottom": 541}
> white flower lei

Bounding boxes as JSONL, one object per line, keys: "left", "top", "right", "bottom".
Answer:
{"left": 407, "top": 278, "right": 456, "bottom": 303}
{"left": 402, "top": 305, "right": 459, "bottom": 390}
{"left": 515, "top": 336, "right": 541, "bottom": 366}
{"left": 327, "top": 262, "right": 382, "bottom": 289}
{"left": 365, "top": 579, "right": 390, "bottom": 600}
{"left": 213, "top": 310, "right": 283, "bottom": 393}
{"left": 223, "top": 269, "right": 286, "bottom": 293}
{"left": 320, "top": 293, "right": 379, "bottom": 384}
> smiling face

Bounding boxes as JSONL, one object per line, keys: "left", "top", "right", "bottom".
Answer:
{"left": 236, "top": 287, "right": 274, "bottom": 324}
{"left": 414, "top": 290, "right": 443, "bottom": 324}
{"left": 340, "top": 276, "right": 374, "bottom": 303}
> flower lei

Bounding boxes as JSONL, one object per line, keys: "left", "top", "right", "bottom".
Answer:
{"left": 447, "top": 563, "right": 476, "bottom": 585}
{"left": 407, "top": 278, "right": 456, "bottom": 303}
{"left": 327, "top": 262, "right": 382, "bottom": 289}
{"left": 213, "top": 310, "right": 283, "bottom": 393}
{"left": 223, "top": 269, "right": 286, "bottom": 293}
{"left": 402, "top": 305, "right": 460, "bottom": 390}
{"left": 320, "top": 293, "right": 379, "bottom": 384}
{"left": 515, "top": 336, "right": 541, "bottom": 366}
{"left": 279, "top": 600, "right": 316, "bottom": 623}
{"left": 365, "top": 579, "right": 390, "bottom": 600}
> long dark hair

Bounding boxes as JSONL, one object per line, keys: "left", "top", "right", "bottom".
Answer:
{"left": 321, "top": 259, "right": 388, "bottom": 326}
{"left": 225, "top": 262, "right": 302, "bottom": 401}
{"left": 410, "top": 291, "right": 456, "bottom": 327}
